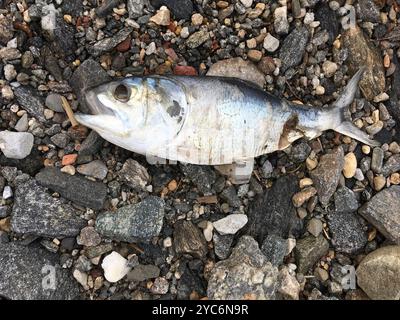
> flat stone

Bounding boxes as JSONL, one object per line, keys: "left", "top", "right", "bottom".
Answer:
{"left": 328, "top": 212, "right": 367, "bottom": 254}
{"left": 295, "top": 235, "right": 329, "bottom": 274}
{"left": 279, "top": 26, "right": 309, "bottom": 72}
{"left": 207, "top": 57, "right": 266, "bottom": 88}
{"left": 13, "top": 86, "right": 46, "bottom": 122}
{"left": 334, "top": 187, "right": 359, "bottom": 213}
{"left": 127, "top": 0, "right": 146, "bottom": 18}
{"left": 246, "top": 175, "right": 300, "bottom": 243}
{"left": 359, "top": 186, "right": 400, "bottom": 244}
{"left": 96, "top": 196, "right": 165, "bottom": 242}
{"left": 356, "top": 245, "right": 400, "bottom": 300}
{"left": 213, "top": 214, "right": 248, "bottom": 235}
{"left": 35, "top": 167, "right": 107, "bottom": 210}
{"left": 382, "top": 155, "right": 400, "bottom": 177}
{"left": 0, "top": 131, "right": 34, "bottom": 160}
{"left": 77, "top": 226, "right": 101, "bottom": 247}
{"left": 213, "top": 232, "right": 234, "bottom": 260}
{"left": 77, "top": 160, "right": 108, "bottom": 180}
{"left": 127, "top": 264, "right": 160, "bottom": 282}
{"left": 180, "top": 164, "right": 216, "bottom": 195}
{"left": 11, "top": 179, "right": 86, "bottom": 238}
{"left": 88, "top": 27, "right": 133, "bottom": 57}
{"left": 207, "top": 236, "right": 279, "bottom": 299}
{"left": 260, "top": 234, "right": 287, "bottom": 266}
{"left": 117, "top": 159, "right": 150, "bottom": 190}
{"left": 78, "top": 131, "right": 104, "bottom": 156}
{"left": 0, "top": 243, "right": 80, "bottom": 300}
{"left": 45, "top": 94, "right": 65, "bottom": 113}
{"left": 310, "top": 147, "right": 344, "bottom": 206}
{"left": 174, "top": 220, "right": 207, "bottom": 259}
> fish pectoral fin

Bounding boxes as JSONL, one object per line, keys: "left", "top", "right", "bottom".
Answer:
{"left": 75, "top": 113, "right": 129, "bottom": 137}
{"left": 214, "top": 158, "right": 254, "bottom": 184}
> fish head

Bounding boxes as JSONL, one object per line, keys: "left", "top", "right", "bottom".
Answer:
{"left": 75, "top": 76, "right": 188, "bottom": 155}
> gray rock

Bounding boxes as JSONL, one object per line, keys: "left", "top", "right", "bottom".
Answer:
{"left": 371, "top": 147, "right": 384, "bottom": 173}
{"left": 359, "top": 186, "right": 400, "bottom": 244}
{"left": 127, "top": 0, "right": 148, "bottom": 18}
{"left": 117, "top": 159, "right": 150, "bottom": 190}
{"left": 151, "top": 0, "right": 193, "bottom": 20}
{"left": 61, "top": 0, "right": 83, "bottom": 17}
{"left": 78, "top": 131, "right": 104, "bottom": 156}
{"left": 334, "top": 187, "right": 359, "bottom": 213}
{"left": 261, "top": 234, "right": 287, "bottom": 266}
{"left": 382, "top": 155, "right": 400, "bottom": 177}
{"left": 295, "top": 235, "right": 329, "bottom": 274}
{"left": 127, "top": 264, "right": 160, "bottom": 282}
{"left": 45, "top": 94, "right": 65, "bottom": 113}
{"left": 290, "top": 142, "right": 311, "bottom": 163}
{"left": 328, "top": 212, "right": 367, "bottom": 254}
{"left": 219, "top": 186, "right": 241, "bottom": 208}
{"left": 0, "top": 243, "right": 80, "bottom": 300}
{"left": 310, "top": 147, "right": 344, "bottom": 206}
{"left": 50, "top": 16, "right": 77, "bottom": 57}
{"left": 356, "top": 245, "right": 400, "bottom": 300}
{"left": 35, "top": 167, "right": 107, "bottom": 210}
{"left": 186, "top": 29, "right": 210, "bottom": 48}
{"left": 0, "top": 206, "right": 8, "bottom": 218}
{"left": 13, "top": 86, "right": 46, "bottom": 122}
{"left": 11, "top": 179, "right": 86, "bottom": 238}
{"left": 279, "top": 26, "right": 310, "bottom": 72}
{"left": 355, "top": 0, "right": 380, "bottom": 23}
{"left": 50, "top": 133, "right": 70, "bottom": 148}
{"left": 180, "top": 164, "right": 216, "bottom": 195}
{"left": 77, "top": 160, "right": 108, "bottom": 180}
{"left": 174, "top": 220, "right": 207, "bottom": 259}
{"left": 77, "top": 226, "right": 101, "bottom": 247}
{"left": 213, "top": 232, "right": 234, "bottom": 260}
{"left": 44, "top": 54, "right": 63, "bottom": 82}
{"left": 246, "top": 175, "right": 300, "bottom": 243}
{"left": 70, "top": 59, "right": 111, "bottom": 114}
{"left": 15, "top": 114, "right": 29, "bottom": 132}
{"left": 207, "top": 236, "right": 279, "bottom": 299}
{"left": 207, "top": 57, "right": 266, "bottom": 88}
{"left": 0, "top": 15, "right": 13, "bottom": 45}
{"left": 84, "top": 243, "right": 113, "bottom": 259}
{"left": 96, "top": 196, "right": 165, "bottom": 242}
{"left": 0, "top": 131, "right": 34, "bottom": 160}
{"left": 88, "top": 27, "right": 133, "bottom": 56}
{"left": 315, "top": 2, "right": 339, "bottom": 44}
{"left": 96, "top": 0, "right": 120, "bottom": 17}
{"left": 0, "top": 47, "right": 21, "bottom": 61}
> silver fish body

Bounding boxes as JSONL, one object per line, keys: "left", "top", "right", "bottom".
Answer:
{"left": 75, "top": 70, "right": 379, "bottom": 183}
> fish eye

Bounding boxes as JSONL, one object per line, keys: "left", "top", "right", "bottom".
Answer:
{"left": 113, "top": 84, "right": 130, "bottom": 102}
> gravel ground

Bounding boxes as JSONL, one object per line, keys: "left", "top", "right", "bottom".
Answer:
{"left": 1, "top": 0, "right": 400, "bottom": 300}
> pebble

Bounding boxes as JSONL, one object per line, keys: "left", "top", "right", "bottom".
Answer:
{"left": 343, "top": 152, "right": 357, "bottom": 178}
{"left": 373, "top": 176, "right": 386, "bottom": 191}
{"left": 202, "top": 221, "right": 213, "bottom": 242}
{"left": 295, "top": 235, "right": 329, "bottom": 274}
{"left": 4, "top": 64, "right": 16, "bottom": 81}
{"left": 151, "top": 277, "right": 169, "bottom": 295}
{"left": 73, "top": 269, "right": 88, "bottom": 289}
{"left": 118, "top": 159, "right": 150, "bottom": 191}
{"left": 278, "top": 267, "right": 300, "bottom": 300}
{"left": 334, "top": 187, "right": 359, "bottom": 213}
{"left": 62, "top": 154, "right": 78, "bottom": 166}
{"left": 247, "top": 50, "right": 262, "bottom": 62}
{"left": 180, "top": 27, "right": 190, "bottom": 38}
{"left": 101, "top": 251, "right": 130, "bottom": 283}
{"left": 292, "top": 187, "right": 317, "bottom": 207}
{"left": 77, "top": 160, "right": 108, "bottom": 180}
{"left": 191, "top": 13, "right": 203, "bottom": 25}
{"left": 260, "top": 234, "right": 287, "bottom": 266}
{"left": 307, "top": 218, "right": 323, "bottom": 237}
{"left": 213, "top": 214, "right": 248, "bottom": 235}
{"left": 0, "top": 131, "right": 34, "bottom": 160}
{"left": 373, "top": 92, "right": 389, "bottom": 103}
{"left": 60, "top": 165, "right": 76, "bottom": 175}
{"left": 371, "top": 147, "right": 384, "bottom": 173}
{"left": 77, "top": 226, "right": 101, "bottom": 247}
{"left": 279, "top": 26, "right": 309, "bottom": 72}
{"left": 1, "top": 85, "right": 14, "bottom": 101}
{"left": 150, "top": 6, "right": 171, "bottom": 26}
{"left": 263, "top": 33, "right": 280, "bottom": 52}
{"left": 274, "top": 6, "right": 289, "bottom": 35}
{"left": 127, "top": 264, "right": 160, "bottom": 282}
{"left": 359, "top": 186, "right": 400, "bottom": 243}
{"left": 174, "top": 220, "right": 207, "bottom": 259}
{"left": 322, "top": 61, "right": 338, "bottom": 78}
{"left": 186, "top": 29, "right": 210, "bottom": 49}
{"left": 45, "top": 94, "right": 65, "bottom": 113}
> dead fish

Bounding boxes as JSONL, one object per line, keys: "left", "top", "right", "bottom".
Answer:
{"left": 75, "top": 68, "right": 379, "bottom": 184}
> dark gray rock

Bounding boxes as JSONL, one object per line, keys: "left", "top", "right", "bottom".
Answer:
{"left": 219, "top": 185, "right": 241, "bottom": 208}
{"left": 328, "top": 212, "right": 367, "bottom": 254}
{"left": 382, "top": 155, "right": 400, "bottom": 177}
{"left": 10, "top": 179, "right": 86, "bottom": 238}
{"left": 334, "top": 187, "right": 359, "bottom": 213}
{"left": 62, "top": 0, "right": 83, "bottom": 17}
{"left": 84, "top": 243, "right": 113, "bottom": 259}
{"left": 174, "top": 220, "right": 207, "bottom": 259}
{"left": 70, "top": 59, "right": 111, "bottom": 114}
{"left": 96, "top": 0, "right": 120, "bottom": 17}
{"left": 0, "top": 206, "right": 8, "bottom": 218}
{"left": 0, "top": 243, "right": 80, "bottom": 300}
{"left": 96, "top": 196, "right": 165, "bottom": 242}
{"left": 13, "top": 86, "right": 46, "bottom": 122}
{"left": 50, "top": 133, "right": 70, "bottom": 148}
{"left": 246, "top": 175, "right": 300, "bottom": 243}
{"left": 315, "top": 2, "right": 339, "bottom": 44}
{"left": 44, "top": 54, "right": 63, "bottom": 82}
{"left": 207, "top": 236, "right": 279, "bottom": 299}
{"left": 213, "top": 232, "right": 234, "bottom": 260}
{"left": 127, "top": 0, "right": 149, "bottom": 18}
{"left": 51, "top": 17, "right": 77, "bottom": 57}
{"left": 261, "top": 234, "right": 287, "bottom": 266}
{"left": 0, "top": 148, "right": 44, "bottom": 176}
{"left": 355, "top": 0, "right": 380, "bottom": 23}
{"left": 151, "top": 0, "right": 193, "bottom": 20}
{"left": 78, "top": 131, "right": 104, "bottom": 156}
{"left": 45, "top": 93, "right": 65, "bottom": 113}
{"left": 279, "top": 26, "right": 309, "bottom": 72}
{"left": 371, "top": 147, "right": 384, "bottom": 173}
{"left": 127, "top": 264, "right": 160, "bottom": 282}
{"left": 35, "top": 167, "right": 107, "bottom": 210}
{"left": 290, "top": 142, "right": 311, "bottom": 163}
{"left": 359, "top": 186, "right": 400, "bottom": 244}
{"left": 88, "top": 27, "right": 133, "bottom": 56}
{"left": 180, "top": 164, "right": 216, "bottom": 195}
{"left": 295, "top": 235, "right": 329, "bottom": 274}
{"left": 311, "top": 147, "right": 344, "bottom": 206}
{"left": 117, "top": 159, "right": 150, "bottom": 190}
{"left": 177, "top": 263, "right": 206, "bottom": 299}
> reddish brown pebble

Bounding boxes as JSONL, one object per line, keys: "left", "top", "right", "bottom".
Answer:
{"left": 62, "top": 154, "right": 78, "bottom": 166}
{"left": 173, "top": 65, "right": 198, "bottom": 76}
{"left": 116, "top": 36, "right": 131, "bottom": 52}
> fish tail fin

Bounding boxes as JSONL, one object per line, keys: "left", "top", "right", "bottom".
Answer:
{"left": 330, "top": 67, "right": 381, "bottom": 147}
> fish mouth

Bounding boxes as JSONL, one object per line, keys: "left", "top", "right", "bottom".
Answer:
{"left": 83, "top": 88, "right": 115, "bottom": 116}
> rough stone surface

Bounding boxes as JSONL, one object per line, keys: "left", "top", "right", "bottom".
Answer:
{"left": 180, "top": 164, "right": 216, "bottom": 195}
{"left": 260, "top": 234, "right": 287, "bottom": 266}
{"left": 213, "top": 232, "right": 234, "bottom": 260}
{"left": 279, "top": 26, "right": 310, "bottom": 72}
{"left": 36, "top": 167, "right": 107, "bottom": 210}
{"left": 207, "top": 236, "right": 279, "bottom": 300}
{"left": 11, "top": 179, "right": 85, "bottom": 238}
{"left": 13, "top": 86, "right": 46, "bottom": 122}
{"left": 174, "top": 220, "right": 207, "bottom": 259}
{"left": 359, "top": 186, "right": 400, "bottom": 244}
{"left": 0, "top": 243, "right": 80, "bottom": 300}
{"left": 311, "top": 147, "right": 345, "bottom": 206}
{"left": 151, "top": 0, "right": 193, "bottom": 20}
{"left": 356, "top": 246, "right": 400, "bottom": 300}
{"left": 127, "top": 264, "right": 160, "bottom": 282}
{"left": 88, "top": 27, "right": 133, "bottom": 56}
{"left": 334, "top": 187, "right": 359, "bottom": 213}
{"left": 295, "top": 235, "right": 329, "bottom": 274}
{"left": 96, "top": 196, "right": 165, "bottom": 242}
{"left": 207, "top": 57, "right": 266, "bottom": 88}
{"left": 213, "top": 214, "right": 248, "bottom": 235}
{"left": 117, "top": 159, "right": 150, "bottom": 190}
